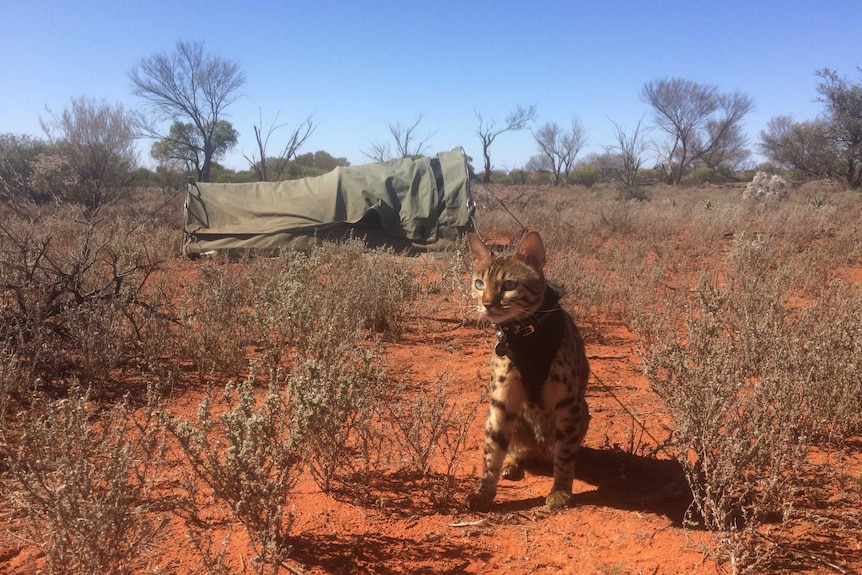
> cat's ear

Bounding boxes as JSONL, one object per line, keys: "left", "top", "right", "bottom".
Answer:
{"left": 516, "top": 231, "right": 546, "bottom": 270}
{"left": 467, "top": 233, "right": 492, "bottom": 263}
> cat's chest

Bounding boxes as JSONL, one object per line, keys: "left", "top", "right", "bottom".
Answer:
{"left": 492, "top": 312, "right": 568, "bottom": 405}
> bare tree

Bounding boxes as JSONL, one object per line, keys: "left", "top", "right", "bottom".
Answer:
{"left": 699, "top": 117, "right": 751, "bottom": 171}
{"left": 363, "top": 115, "right": 435, "bottom": 161}
{"left": 697, "top": 92, "right": 754, "bottom": 171}
{"left": 524, "top": 153, "right": 551, "bottom": 174}
{"left": 640, "top": 78, "right": 753, "bottom": 183}
{"left": 40, "top": 96, "right": 138, "bottom": 210}
{"left": 606, "top": 117, "right": 650, "bottom": 191}
{"left": 243, "top": 112, "right": 317, "bottom": 181}
{"left": 815, "top": 67, "right": 862, "bottom": 187}
{"left": 361, "top": 141, "right": 392, "bottom": 164}
{"left": 533, "top": 123, "right": 561, "bottom": 183}
{"left": 532, "top": 119, "right": 586, "bottom": 185}
{"left": 560, "top": 119, "right": 587, "bottom": 183}
{"left": 475, "top": 104, "right": 537, "bottom": 183}
{"left": 129, "top": 40, "right": 245, "bottom": 182}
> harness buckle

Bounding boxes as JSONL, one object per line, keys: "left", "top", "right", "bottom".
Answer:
{"left": 515, "top": 324, "right": 536, "bottom": 336}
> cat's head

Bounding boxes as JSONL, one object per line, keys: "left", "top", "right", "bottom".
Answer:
{"left": 467, "top": 231, "right": 547, "bottom": 324}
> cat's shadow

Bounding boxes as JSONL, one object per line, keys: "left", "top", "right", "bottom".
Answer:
{"left": 493, "top": 447, "right": 692, "bottom": 524}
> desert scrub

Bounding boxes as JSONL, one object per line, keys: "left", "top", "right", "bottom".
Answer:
{"left": 313, "top": 238, "right": 419, "bottom": 336}
{"left": 178, "top": 256, "right": 257, "bottom": 380}
{"left": 5, "top": 384, "right": 166, "bottom": 575}
{"left": 384, "top": 374, "right": 485, "bottom": 508}
{"left": 186, "top": 239, "right": 421, "bottom": 379}
{"left": 288, "top": 324, "right": 389, "bottom": 497}
{"left": 798, "top": 280, "right": 862, "bottom": 441}
{"left": 641, "top": 243, "right": 814, "bottom": 573}
{"left": 166, "top": 370, "right": 300, "bottom": 575}
{"left": 0, "top": 204, "right": 168, "bottom": 389}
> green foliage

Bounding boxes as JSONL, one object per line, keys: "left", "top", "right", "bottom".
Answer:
{"left": 568, "top": 163, "right": 602, "bottom": 187}
{"left": 680, "top": 167, "right": 727, "bottom": 186}
{"left": 293, "top": 150, "right": 350, "bottom": 173}
{"left": 150, "top": 120, "right": 238, "bottom": 181}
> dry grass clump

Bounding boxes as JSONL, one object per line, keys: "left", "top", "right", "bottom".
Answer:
{"left": 797, "top": 280, "right": 862, "bottom": 441}
{"left": 642, "top": 271, "right": 812, "bottom": 573}
{"left": 639, "top": 229, "right": 862, "bottom": 573}
{"left": 179, "top": 238, "right": 422, "bottom": 381}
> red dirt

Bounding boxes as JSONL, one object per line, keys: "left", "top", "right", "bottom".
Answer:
{"left": 3, "top": 258, "right": 861, "bottom": 575}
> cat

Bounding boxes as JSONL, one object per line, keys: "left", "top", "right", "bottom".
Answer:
{"left": 465, "top": 231, "right": 590, "bottom": 511}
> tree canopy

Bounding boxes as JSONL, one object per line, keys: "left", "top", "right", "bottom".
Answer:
{"left": 641, "top": 78, "right": 753, "bottom": 184}
{"left": 129, "top": 40, "right": 245, "bottom": 182}
{"left": 150, "top": 120, "right": 238, "bottom": 178}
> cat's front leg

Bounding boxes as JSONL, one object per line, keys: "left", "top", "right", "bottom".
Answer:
{"left": 466, "top": 362, "right": 524, "bottom": 510}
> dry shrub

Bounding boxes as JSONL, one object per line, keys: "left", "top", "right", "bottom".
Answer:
{"left": 313, "top": 238, "right": 419, "bottom": 336}
{"left": 5, "top": 384, "right": 166, "bottom": 575}
{"left": 166, "top": 372, "right": 300, "bottom": 575}
{"left": 384, "top": 374, "right": 485, "bottom": 507}
{"left": 642, "top": 237, "right": 819, "bottom": 573}
{"left": 289, "top": 341, "right": 387, "bottom": 496}
{"left": 181, "top": 239, "right": 421, "bottom": 380}
{"left": 0, "top": 205, "right": 170, "bottom": 390}
{"left": 178, "top": 257, "right": 257, "bottom": 379}
{"left": 798, "top": 281, "right": 862, "bottom": 441}
{"left": 743, "top": 171, "right": 788, "bottom": 201}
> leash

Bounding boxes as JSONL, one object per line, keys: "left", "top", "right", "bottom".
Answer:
{"left": 589, "top": 370, "right": 673, "bottom": 458}
{"left": 471, "top": 182, "right": 527, "bottom": 238}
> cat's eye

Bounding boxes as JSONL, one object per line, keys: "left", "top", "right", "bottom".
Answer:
{"left": 474, "top": 279, "right": 485, "bottom": 290}
{"left": 502, "top": 280, "right": 518, "bottom": 291}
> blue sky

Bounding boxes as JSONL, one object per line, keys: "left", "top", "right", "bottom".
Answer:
{"left": 2, "top": 0, "right": 861, "bottom": 172}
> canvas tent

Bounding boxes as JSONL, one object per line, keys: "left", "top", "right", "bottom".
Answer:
{"left": 183, "top": 147, "right": 475, "bottom": 255}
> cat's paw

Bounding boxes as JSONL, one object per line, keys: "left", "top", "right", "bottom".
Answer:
{"left": 465, "top": 491, "right": 494, "bottom": 511}
{"left": 501, "top": 458, "right": 524, "bottom": 481}
{"left": 545, "top": 490, "right": 573, "bottom": 511}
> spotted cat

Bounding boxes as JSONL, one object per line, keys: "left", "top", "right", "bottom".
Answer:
{"left": 465, "top": 231, "right": 590, "bottom": 511}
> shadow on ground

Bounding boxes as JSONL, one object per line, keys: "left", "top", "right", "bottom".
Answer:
{"left": 288, "top": 533, "right": 489, "bottom": 575}
{"left": 491, "top": 447, "right": 692, "bottom": 523}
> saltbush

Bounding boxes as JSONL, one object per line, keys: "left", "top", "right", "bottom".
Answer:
{"left": 743, "top": 171, "right": 788, "bottom": 201}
